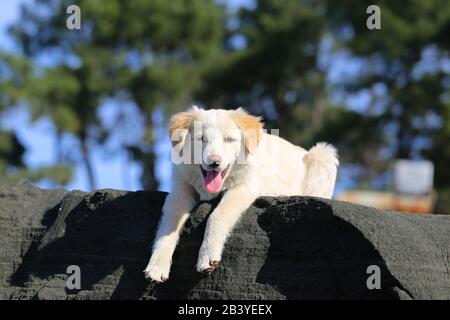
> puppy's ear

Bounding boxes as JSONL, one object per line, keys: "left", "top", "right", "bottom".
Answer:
{"left": 231, "top": 109, "right": 264, "bottom": 154}
{"left": 169, "top": 111, "right": 196, "bottom": 147}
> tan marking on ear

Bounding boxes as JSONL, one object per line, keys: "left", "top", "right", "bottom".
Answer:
{"left": 169, "top": 112, "right": 196, "bottom": 147}
{"left": 231, "top": 110, "right": 264, "bottom": 154}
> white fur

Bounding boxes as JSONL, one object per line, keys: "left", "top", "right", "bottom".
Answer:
{"left": 144, "top": 107, "right": 339, "bottom": 282}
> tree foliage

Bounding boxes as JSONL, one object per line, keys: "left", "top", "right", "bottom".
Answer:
{"left": 1, "top": 0, "right": 449, "bottom": 212}
{"left": 5, "top": 0, "right": 224, "bottom": 190}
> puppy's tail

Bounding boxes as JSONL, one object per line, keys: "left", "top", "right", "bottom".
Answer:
{"left": 303, "top": 142, "right": 339, "bottom": 199}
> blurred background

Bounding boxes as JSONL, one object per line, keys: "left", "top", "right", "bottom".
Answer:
{"left": 0, "top": 0, "right": 449, "bottom": 214}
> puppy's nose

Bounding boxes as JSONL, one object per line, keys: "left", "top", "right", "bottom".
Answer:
{"left": 207, "top": 155, "right": 222, "bottom": 169}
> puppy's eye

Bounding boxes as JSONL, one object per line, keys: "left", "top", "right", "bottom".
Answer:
{"left": 224, "top": 136, "right": 237, "bottom": 143}
{"left": 197, "top": 135, "right": 207, "bottom": 142}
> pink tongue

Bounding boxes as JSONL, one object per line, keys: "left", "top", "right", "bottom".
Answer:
{"left": 204, "top": 170, "right": 223, "bottom": 193}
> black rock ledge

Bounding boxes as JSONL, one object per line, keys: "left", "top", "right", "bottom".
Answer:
{"left": 0, "top": 184, "right": 449, "bottom": 300}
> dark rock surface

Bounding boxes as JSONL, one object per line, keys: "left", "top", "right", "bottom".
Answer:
{"left": 0, "top": 184, "right": 449, "bottom": 300}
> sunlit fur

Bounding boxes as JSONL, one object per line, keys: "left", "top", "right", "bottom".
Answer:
{"left": 144, "top": 106, "right": 339, "bottom": 282}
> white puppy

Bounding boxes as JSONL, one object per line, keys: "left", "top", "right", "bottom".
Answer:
{"left": 144, "top": 106, "right": 338, "bottom": 282}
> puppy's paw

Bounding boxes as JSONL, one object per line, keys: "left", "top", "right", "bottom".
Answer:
{"left": 196, "top": 246, "right": 221, "bottom": 273}
{"left": 143, "top": 259, "right": 170, "bottom": 283}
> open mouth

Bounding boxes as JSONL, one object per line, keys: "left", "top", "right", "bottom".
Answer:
{"left": 200, "top": 165, "right": 229, "bottom": 193}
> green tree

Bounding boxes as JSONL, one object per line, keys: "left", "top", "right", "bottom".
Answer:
{"left": 0, "top": 52, "right": 72, "bottom": 185}
{"left": 196, "top": 0, "right": 388, "bottom": 188}
{"left": 197, "top": 0, "right": 450, "bottom": 211}
{"left": 199, "top": 0, "right": 328, "bottom": 134}
{"left": 8, "top": 0, "right": 225, "bottom": 190}
{"left": 324, "top": 0, "right": 450, "bottom": 211}
{"left": 5, "top": 0, "right": 449, "bottom": 215}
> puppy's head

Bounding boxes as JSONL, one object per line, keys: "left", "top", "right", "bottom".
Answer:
{"left": 169, "top": 106, "right": 263, "bottom": 193}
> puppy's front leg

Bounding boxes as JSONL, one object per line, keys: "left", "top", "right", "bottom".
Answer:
{"left": 144, "top": 183, "right": 197, "bottom": 283}
{"left": 196, "top": 186, "right": 256, "bottom": 273}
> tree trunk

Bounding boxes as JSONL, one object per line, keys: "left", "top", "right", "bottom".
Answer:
{"left": 80, "top": 137, "right": 96, "bottom": 191}
{"left": 55, "top": 131, "right": 62, "bottom": 163}
{"left": 141, "top": 150, "right": 158, "bottom": 191}
{"left": 396, "top": 117, "right": 412, "bottom": 159}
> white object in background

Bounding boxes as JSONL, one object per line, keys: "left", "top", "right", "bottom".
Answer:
{"left": 393, "top": 160, "right": 434, "bottom": 195}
